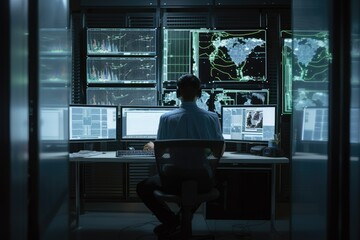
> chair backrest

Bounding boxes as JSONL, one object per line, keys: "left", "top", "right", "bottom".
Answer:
{"left": 154, "top": 139, "right": 224, "bottom": 193}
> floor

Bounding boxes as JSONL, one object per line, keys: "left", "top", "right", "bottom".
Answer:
{"left": 71, "top": 204, "right": 290, "bottom": 240}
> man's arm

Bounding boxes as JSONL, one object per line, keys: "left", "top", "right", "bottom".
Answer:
{"left": 143, "top": 141, "right": 154, "bottom": 150}
{"left": 213, "top": 142, "right": 226, "bottom": 158}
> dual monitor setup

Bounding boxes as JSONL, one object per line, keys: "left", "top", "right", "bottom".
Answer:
{"left": 68, "top": 104, "right": 278, "bottom": 145}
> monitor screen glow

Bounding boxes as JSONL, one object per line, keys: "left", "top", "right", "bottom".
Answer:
{"left": 301, "top": 107, "right": 359, "bottom": 143}
{"left": 69, "top": 105, "right": 118, "bottom": 141}
{"left": 121, "top": 106, "right": 178, "bottom": 140}
{"left": 221, "top": 105, "right": 277, "bottom": 143}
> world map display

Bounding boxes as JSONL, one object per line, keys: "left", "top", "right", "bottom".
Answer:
{"left": 281, "top": 31, "right": 330, "bottom": 114}
{"left": 196, "top": 30, "right": 266, "bottom": 82}
{"left": 282, "top": 32, "right": 330, "bottom": 82}
{"left": 162, "top": 89, "right": 268, "bottom": 115}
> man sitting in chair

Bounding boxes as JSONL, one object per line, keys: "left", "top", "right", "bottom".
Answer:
{"left": 137, "top": 73, "right": 225, "bottom": 238}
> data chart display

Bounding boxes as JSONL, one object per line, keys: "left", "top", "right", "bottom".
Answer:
{"left": 162, "top": 29, "right": 193, "bottom": 83}
{"left": 87, "top": 28, "right": 156, "bottom": 55}
{"left": 87, "top": 87, "right": 157, "bottom": 111}
{"left": 87, "top": 57, "right": 156, "bottom": 84}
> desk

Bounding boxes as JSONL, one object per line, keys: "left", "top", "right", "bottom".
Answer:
{"left": 70, "top": 151, "right": 289, "bottom": 231}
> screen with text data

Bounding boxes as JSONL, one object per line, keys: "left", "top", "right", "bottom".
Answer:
{"left": 221, "top": 105, "right": 277, "bottom": 143}
{"left": 121, "top": 106, "right": 178, "bottom": 141}
{"left": 69, "top": 105, "right": 118, "bottom": 142}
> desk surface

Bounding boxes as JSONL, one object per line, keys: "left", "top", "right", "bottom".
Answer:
{"left": 70, "top": 151, "right": 289, "bottom": 164}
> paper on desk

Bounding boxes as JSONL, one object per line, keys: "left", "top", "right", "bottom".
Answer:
{"left": 70, "top": 150, "right": 102, "bottom": 158}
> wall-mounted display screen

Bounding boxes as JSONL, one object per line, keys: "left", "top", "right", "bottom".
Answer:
{"left": 162, "top": 88, "right": 269, "bottom": 116}
{"left": 40, "top": 57, "right": 70, "bottom": 84}
{"left": 193, "top": 29, "right": 267, "bottom": 83}
{"left": 281, "top": 30, "right": 331, "bottom": 114}
{"left": 282, "top": 30, "right": 330, "bottom": 82}
{"left": 87, "top": 57, "right": 156, "bottom": 84}
{"left": 292, "top": 86, "right": 328, "bottom": 111}
{"left": 87, "top": 28, "right": 156, "bottom": 55}
{"left": 69, "top": 105, "right": 118, "bottom": 142}
{"left": 162, "top": 29, "right": 193, "bottom": 83}
{"left": 87, "top": 87, "right": 158, "bottom": 111}
{"left": 39, "top": 28, "right": 71, "bottom": 54}
{"left": 221, "top": 105, "right": 276, "bottom": 143}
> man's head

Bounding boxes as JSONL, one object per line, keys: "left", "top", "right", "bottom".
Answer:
{"left": 176, "top": 74, "right": 202, "bottom": 102}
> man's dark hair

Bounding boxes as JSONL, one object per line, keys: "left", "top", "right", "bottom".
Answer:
{"left": 176, "top": 74, "right": 201, "bottom": 99}
{"left": 177, "top": 74, "right": 201, "bottom": 89}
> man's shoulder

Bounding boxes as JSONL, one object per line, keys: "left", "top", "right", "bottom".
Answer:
{"left": 161, "top": 108, "right": 183, "bottom": 118}
{"left": 199, "top": 108, "right": 219, "bottom": 118}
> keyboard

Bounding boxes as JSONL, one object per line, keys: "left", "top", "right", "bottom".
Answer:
{"left": 116, "top": 149, "right": 155, "bottom": 157}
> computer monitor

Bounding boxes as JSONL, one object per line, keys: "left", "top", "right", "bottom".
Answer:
{"left": 120, "top": 106, "right": 178, "bottom": 141}
{"left": 301, "top": 107, "right": 359, "bottom": 144}
{"left": 221, "top": 105, "right": 277, "bottom": 143}
{"left": 69, "top": 105, "right": 118, "bottom": 142}
{"left": 40, "top": 107, "right": 68, "bottom": 141}
{"left": 301, "top": 107, "right": 328, "bottom": 142}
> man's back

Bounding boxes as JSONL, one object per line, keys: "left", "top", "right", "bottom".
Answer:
{"left": 137, "top": 74, "right": 224, "bottom": 238}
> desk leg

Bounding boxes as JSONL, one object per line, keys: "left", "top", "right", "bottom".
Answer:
{"left": 74, "top": 161, "right": 80, "bottom": 229}
{"left": 271, "top": 164, "right": 276, "bottom": 234}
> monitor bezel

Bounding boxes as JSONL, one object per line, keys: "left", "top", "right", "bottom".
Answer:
{"left": 120, "top": 105, "right": 178, "bottom": 142}
{"left": 69, "top": 104, "right": 119, "bottom": 143}
{"left": 220, "top": 104, "right": 277, "bottom": 144}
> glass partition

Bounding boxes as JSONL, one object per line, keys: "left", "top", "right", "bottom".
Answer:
{"left": 291, "top": 1, "right": 330, "bottom": 240}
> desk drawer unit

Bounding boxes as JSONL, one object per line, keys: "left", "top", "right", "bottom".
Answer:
{"left": 82, "top": 163, "right": 125, "bottom": 202}
{"left": 206, "top": 164, "right": 271, "bottom": 220}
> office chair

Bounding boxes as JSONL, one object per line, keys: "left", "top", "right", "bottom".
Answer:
{"left": 153, "top": 139, "right": 224, "bottom": 240}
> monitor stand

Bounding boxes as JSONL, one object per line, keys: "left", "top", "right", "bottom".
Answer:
{"left": 83, "top": 142, "right": 94, "bottom": 151}
{"left": 99, "top": 142, "right": 108, "bottom": 151}
{"left": 235, "top": 143, "right": 249, "bottom": 153}
{"left": 235, "top": 142, "right": 267, "bottom": 153}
